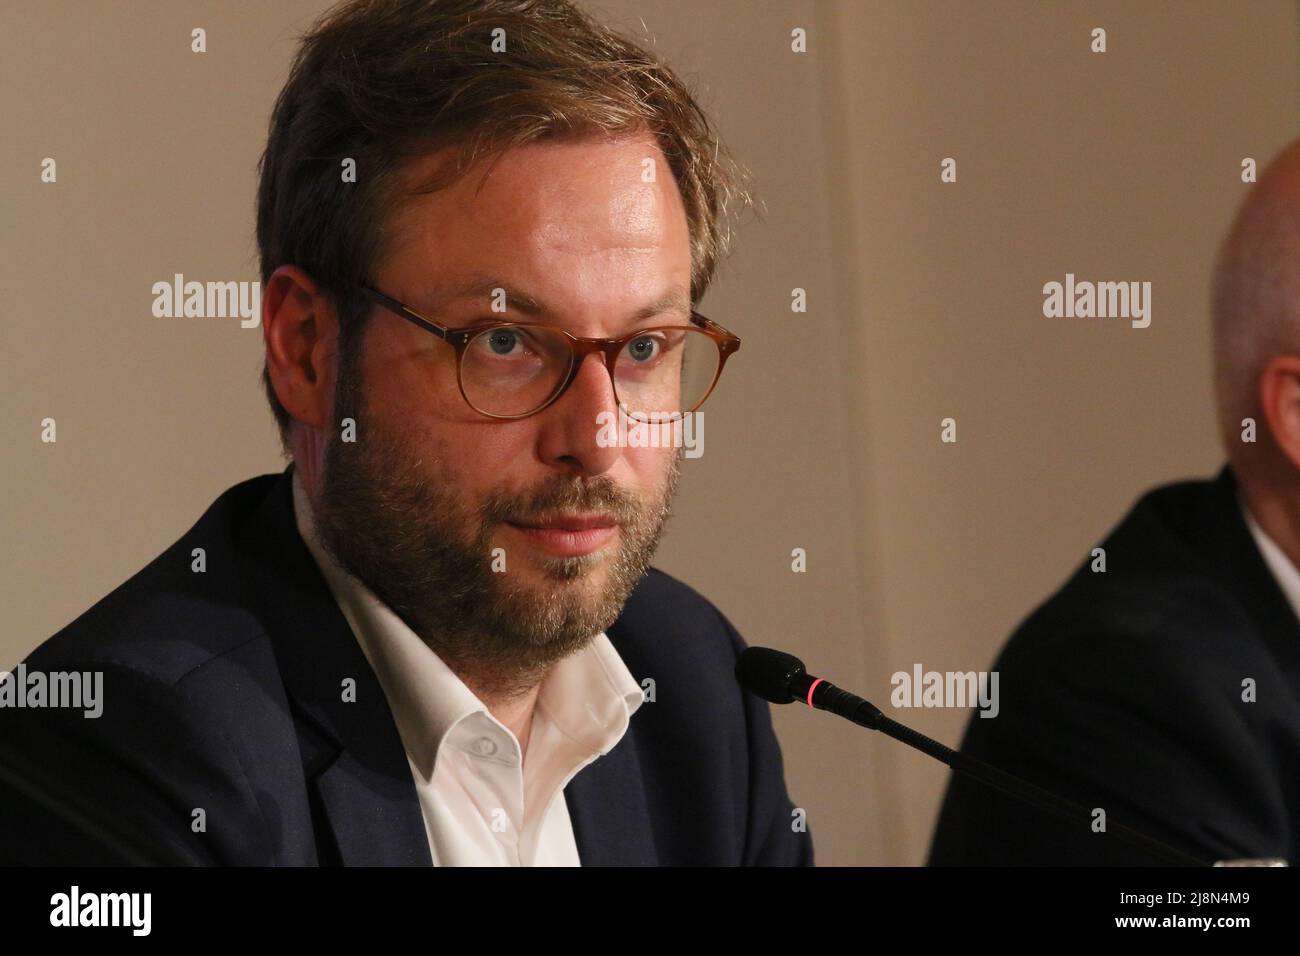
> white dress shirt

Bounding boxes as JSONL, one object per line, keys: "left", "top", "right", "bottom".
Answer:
{"left": 1239, "top": 496, "right": 1300, "bottom": 623}
{"left": 291, "top": 473, "right": 645, "bottom": 866}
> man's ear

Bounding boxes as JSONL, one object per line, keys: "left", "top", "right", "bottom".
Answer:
{"left": 262, "top": 265, "right": 337, "bottom": 432}
{"left": 1257, "top": 353, "right": 1300, "bottom": 471}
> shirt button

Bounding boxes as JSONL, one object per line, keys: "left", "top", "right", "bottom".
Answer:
{"left": 474, "top": 737, "right": 498, "bottom": 757}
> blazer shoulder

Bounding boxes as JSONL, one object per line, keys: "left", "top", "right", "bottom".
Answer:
{"left": 22, "top": 474, "right": 282, "bottom": 688}
{"left": 1010, "top": 569, "right": 1275, "bottom": 672}
{"left": 628, "top": 565, "right": 728, "bottom": 617}
{"left": 614, "top": 566, "right": 746, "bottom": 663}
{"left": 992, "top": 575, "right": 1292, "bottom": 758}
{"left": 1007, "top": 470, "right": 1280, "bottom": 676}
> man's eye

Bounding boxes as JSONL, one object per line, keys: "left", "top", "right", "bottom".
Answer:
{"left": 484, "top": 328, "right": 522, "bottom": 354}
{"left": 626, "top": 335, "right": 662, "bottom": 362}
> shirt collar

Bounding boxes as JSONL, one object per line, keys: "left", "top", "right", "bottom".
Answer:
{"left": 1238, "top": 493, "right": 1300, "bottom": 624}
{"left": 290, "top": 470, "right": 645, "bottom": 773}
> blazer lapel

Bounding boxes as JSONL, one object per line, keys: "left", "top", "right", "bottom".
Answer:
{"left": 240, "top": 466, "right": 432, "bottom": 866}
{"left": 1205, "top": 465, "right": 1300, "bottom": 687}
{"left": 565, "top": 612, "right": 659, "bottom": 865}
{"left": 563, "top": 730, "right": 659, "bottom": 865}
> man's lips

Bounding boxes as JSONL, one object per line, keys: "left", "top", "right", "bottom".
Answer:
{"left": 509, "top": 513, "right": 617, "bottom": 531}
{"left": 505, "top": 513, "right": 618, "bottom": 557}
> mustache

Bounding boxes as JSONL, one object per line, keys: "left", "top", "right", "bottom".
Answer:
{"left": 480, "top": 476, "right": 641, "bottom": 528}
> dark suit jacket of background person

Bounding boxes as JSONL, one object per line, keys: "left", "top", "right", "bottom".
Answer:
{"left": 0, "top": 466, "right": 813, "bottom": 866}
{"left": 929, "top": 464, "right": 1300, "bottom": 866}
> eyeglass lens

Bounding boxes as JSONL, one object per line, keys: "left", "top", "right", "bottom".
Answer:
{"left": 459, "top": 325, "right": 721, "bottom": 420}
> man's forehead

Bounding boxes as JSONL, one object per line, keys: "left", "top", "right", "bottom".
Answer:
{"left": 387, "top": 137, "right": 685, "bottom": 255}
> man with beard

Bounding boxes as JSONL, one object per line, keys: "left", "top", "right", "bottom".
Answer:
{"left": 0, "top": 0, "right": 812, "bottom": 867}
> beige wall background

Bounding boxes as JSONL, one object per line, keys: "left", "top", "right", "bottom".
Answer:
{"left": 2, "top": 0, "right": 1297, "bottom": 865}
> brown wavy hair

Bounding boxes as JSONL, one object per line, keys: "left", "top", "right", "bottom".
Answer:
{"left": 255, "top": 0, "right": 754, "bottom": 447}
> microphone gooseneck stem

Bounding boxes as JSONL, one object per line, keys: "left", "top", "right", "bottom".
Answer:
{"left": 807, "top": 676, "right": 1209, "bottom": 867}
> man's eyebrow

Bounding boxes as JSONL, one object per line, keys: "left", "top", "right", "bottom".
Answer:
{"left": 425, "top": 277, "right": 692, "bottom": 323}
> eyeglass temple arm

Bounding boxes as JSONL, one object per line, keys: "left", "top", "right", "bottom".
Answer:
{"left": 691, "top": 311, "right": 741, "bottom": 353}
{"left": 360, "top": 285, "right": 452, "bottom": 341}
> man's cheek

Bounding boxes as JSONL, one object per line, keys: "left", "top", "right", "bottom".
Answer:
{"left": 623, "top": 444, "right": 676, "bottom": 479}
{"left": 400, "top": 427, "right": 465, "bottom": 482}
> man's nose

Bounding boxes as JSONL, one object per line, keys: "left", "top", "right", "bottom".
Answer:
{"left": 533, "top": 352, "right": 623, "bottom": 475}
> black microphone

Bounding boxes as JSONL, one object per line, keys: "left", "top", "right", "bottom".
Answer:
{"left": 736, "top": 646, "right": 1212, "bottom": 867}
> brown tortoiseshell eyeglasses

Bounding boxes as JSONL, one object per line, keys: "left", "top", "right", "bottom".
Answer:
{"left": 359, "top": 285, "right": 741, "bottom": 423}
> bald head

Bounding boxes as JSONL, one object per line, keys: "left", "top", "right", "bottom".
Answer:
{"left": 1212, "top": 138, "right": 1300, "bottom": 482}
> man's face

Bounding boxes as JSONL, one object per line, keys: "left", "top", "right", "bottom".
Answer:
{"left": 312, "top": 132, "right": 690, "bottom": 699}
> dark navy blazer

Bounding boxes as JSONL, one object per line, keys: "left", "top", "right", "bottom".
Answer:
{"left": 0, "top": 467, "right": 813, "bottom": 866}
{"left": 929, "top": 465, "right": 1300, "bottom": 865}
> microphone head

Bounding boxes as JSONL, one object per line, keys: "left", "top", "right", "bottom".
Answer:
{"left": 735, "top": 647, "right": 807, "bottom": 704}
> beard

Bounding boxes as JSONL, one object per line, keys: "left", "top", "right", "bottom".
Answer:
{"left": 311, "top": 349, "right": 681, "bottom": 702}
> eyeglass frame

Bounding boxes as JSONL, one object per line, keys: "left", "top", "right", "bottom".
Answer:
{"left": 356, "top": 284, "right": 742, "bottom": 421}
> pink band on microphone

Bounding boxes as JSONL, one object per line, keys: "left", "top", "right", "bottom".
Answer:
{"left": 806, "top": 678, "right": 824, "bottom": 707}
